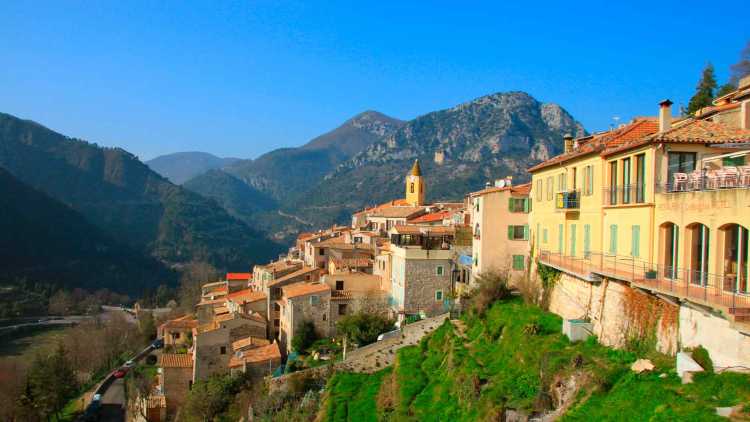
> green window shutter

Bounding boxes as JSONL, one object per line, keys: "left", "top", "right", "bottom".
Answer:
{"left": 523, "top": 225, "right": 529, "bottom": 241}
{"left": 584, "top": 224, "right": 591, "bottom": 256}
{"left": 558, "top": 224, "right": 563, "bottom": 253}
{"left": 610, "top": 225, "right": 618, "bottom": 255}
{"left": 512, "top": 255, "right": 525, "bottom": 270}
{"left": 570, "top": 224, "right": 577, "bottom": 257}
{"left": 536, "top": 223, "right": 540, "bottom": 249}
{"left": 507, "top": 225, "right": 514, "bottom": 240}
{"left": 543, "top": 228, "right": 548, "bottom": 243}
{"left": 508, "top": 198, "right": 514, "bottom": 212}
{"left": 524, "top": 198, "right": 530, "bottom": 213}
{"left": 632, "top": 225, "right": 640, "bottom": 257}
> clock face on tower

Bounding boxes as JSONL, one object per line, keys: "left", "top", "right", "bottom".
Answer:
{"left": 409, "top": 176, "right": 418, "bottom": 182}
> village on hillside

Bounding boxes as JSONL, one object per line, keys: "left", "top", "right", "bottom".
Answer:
{"left": 143, "top": 75, "right": 750, "bottom": 420}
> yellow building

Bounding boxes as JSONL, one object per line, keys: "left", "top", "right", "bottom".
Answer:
{"left": 405, "top": 159, "right": 425, "bottom": 206}
{"left": 530, "top": 77, "right": 750, "bottom": 344}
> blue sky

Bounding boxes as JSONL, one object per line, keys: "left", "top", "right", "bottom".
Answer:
{"left": 1, "top": 1, "right": 748, "bottom": 160}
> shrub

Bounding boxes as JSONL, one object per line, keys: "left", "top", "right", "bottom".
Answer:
{"left": 291, "top": 320, "right": 318, "bottom": 353}
{"left": 337, "top": 312, "right": 396, "bottom": 346}
{"left": 468, "top": 270, "right": 512, "bottom": 316}
{"left": 691, "top": 345, "right": 714, "bottom": 373}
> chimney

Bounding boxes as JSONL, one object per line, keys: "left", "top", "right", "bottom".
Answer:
{"left": 741, "top": 100, "right": 750, "bottom": 130}
{"left": 659, "top": 99, "right": 673, "bottom": 133}
{"left": 563, "top": 134, "right": 574, "bottom": 153}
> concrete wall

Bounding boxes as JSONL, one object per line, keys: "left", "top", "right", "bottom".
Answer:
{"left": 679, "top": 305, "right": 750, "bottom": 369}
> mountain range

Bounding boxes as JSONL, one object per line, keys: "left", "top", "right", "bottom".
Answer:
{"left": 146, "top": 151, "right": 241, "bottom": 184}
{"left": 0, "top": 112, "right": 284, "bottom": 294}
{"left": 177, "top": 92, "right": 584, "bottom": 240}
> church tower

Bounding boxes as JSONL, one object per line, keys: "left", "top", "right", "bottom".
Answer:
{"left": 405, "top": 159, "right": 425, "bottom": 206}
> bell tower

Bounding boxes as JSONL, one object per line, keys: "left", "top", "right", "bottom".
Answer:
{"left": 405, "top": 159, "right": 425, "bottom": 206}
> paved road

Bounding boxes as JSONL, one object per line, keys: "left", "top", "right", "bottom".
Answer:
{"left": 0, "top": 315, "right": 93, "bottom": 332}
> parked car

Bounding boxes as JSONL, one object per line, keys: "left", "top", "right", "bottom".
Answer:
{"left": 377, "top": 329, "right": 401, "bottom": 342}
{"left": 113, "top": 368, "right": 128, "bottom": 378}
{"left": 123, "top": 360, "right": 135, "bottom": 368}
{"left": 151, "top": 338, "right": 164, "bottom": 349}
{"left": 92, "top": 393, "right": 102, "bottom": 403}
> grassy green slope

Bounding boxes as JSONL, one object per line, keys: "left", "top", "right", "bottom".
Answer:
{"left": 321, "top": 299, "right": 750, "bottom": 421}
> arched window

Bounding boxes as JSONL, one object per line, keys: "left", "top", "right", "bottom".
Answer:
{"left": 719, "top": 224, "right": 749, "bottom": 293}
{"left": 686, "top": 223, "right": 710, "bottom": 286}
{"left": 660, "top": 222, "right": 679, "bottom": 279}
{"left": 410, "top": 183, "right": 414, "bottom": 193}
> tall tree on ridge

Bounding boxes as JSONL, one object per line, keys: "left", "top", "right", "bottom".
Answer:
{"left": 729, "top": 40, "right": 750, "bottom": 87}
{"left": 687, "top": 63, "right": 718, "bottom": 115}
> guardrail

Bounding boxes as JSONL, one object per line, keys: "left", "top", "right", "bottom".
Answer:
{"left": 538, "top": 250, "right": 750, "bottom": 311}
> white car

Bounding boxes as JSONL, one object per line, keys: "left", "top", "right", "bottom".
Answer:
{"left": 123, "top": 360, "right": 135, "bottom": 368}
{"left": 92, "top": 393, "right": 102, "bottom": 402}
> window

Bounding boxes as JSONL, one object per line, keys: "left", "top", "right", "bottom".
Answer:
{"left": 667, "top": 152, "right": 696, "bottom": 185}
{"left": 319, "top": 249, "right": 325, "bottom": 256}
{"left": 338, "top": 303, "right": 347, "bottom": 315}
{"left": 310, "top": 295, "right": 320, "bottom": 305}
{"left": 631, "top": 225, "right": 641, "bottom": 258}
{"left": 508, "top": 225, "right": 529, "bottom": 240}
{"left": 435, "top": 290, "right": 443, "bottom": 301}
{"left": 174, "top": 332, "right": 181, "bottom": 339}
{"left": 475, "top": 199, "right": 480, "bottom": 212}
{"left": 609, "top": 225, "right": 618, "bottom": 255}
{"left": 512, "top": 255, "right": 525, "bottom": 271}
{"left": 583, "top": 165, "right": 594, "bottom": 196}
{"left": 410, "top": 183, "right": 415, "bottom": 193}
{"left": 570, "top": 224, "right": 577, "bottom": 257}
{"left": 572, "top": 167, "right": 578, "bottom": 189}
{"left": 274, "top": 319, "right": 279, "bottom": 327}
{"left": 323, "top": 313, "right": 327, "bottom": 321}
{"left": 188, "top": 380, "right": 193, "bottom": 390}
{"left": 609, "top": 161, "right": 618, "bottom": 205}
{"left": 635, "top": 154, "right": 646, "bottom": 203}
{"left": 622, "top": 158, "right": 631, "bottom": 204}
{"left": 436, "top": 265, "right": 444, "bottom": 276}
{"left": 536, "top": 179, "right": 543, "bottom": 201}
{"left": 274, "top": 303, "right": 280, "bottom": 311}
{"left": 583, "top": 225, "right": 591, "bottom": 258}
{"left": 220, "top": 346, "right": 226, "bottom": 355}
{"left": 546, "top": 177, "right": 553, "bottom": 200}
{"left": 509, "top": 197, "right": 527, "bottom": 212}
{"left": 557, "top": 173, "right": 567, "bottom": 192}
{"left": 336, "top": 280, "right": 344, "bottom": 291}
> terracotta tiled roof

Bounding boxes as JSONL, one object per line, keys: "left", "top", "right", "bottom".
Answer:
{"left": 214, "top": 305, "right": 229, "bottom": 315}
{"left": 367, "top": 205, "right": 426, "bottom": 219}
{"left": 282, "top": 282, "right": 330, "bottom": 299}
{"left": 331, "top": 258, "right": 372, "bottom": 268}
{"left": 229, "top": 342, "right": 282, "bottom": 367}
{"left": 259, "top": 260, "right": 302, "bottom": 273}
{"left": 215, "top": 311, "right": 266, "bottom": 324}
{"left": 268, "top": 266, "right": 320, "bottom": 287}
{"left": 315, "top": 236, "right": 348, "bottom": 247}
{"left": 392, "top": 225, "right": 455, "bottom": 236}
{"left": 226, "top": 272, "right": 252, "bottom": 281}
{"left": 196, "top": 298, "right": 226, "bottom": 307}
{"left": 528, "top": 118, "right": 658, "bottom": 172}
{"left": 159, "top": 353, "right": 193, "bottom": 368}
{"left": 226, "top": 289, "right": 266, "bottom": 303}
{"left": 470, "top": 182, "right": 531, "bottom": 197}
{"left": 408, "top": 210, "right": 451, "bottom": 224}
{"left": 603, "top": 119, "right": 750, "bottom": 157}
{"left": 160, "top": 315, "right": 198, "bottom": 330}
{"left": 232, "top": 336, "right": 270, "bottom": 351}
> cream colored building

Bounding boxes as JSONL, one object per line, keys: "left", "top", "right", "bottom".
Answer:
{"left": 469, "top": 182, "right": 531, "bottom": 283}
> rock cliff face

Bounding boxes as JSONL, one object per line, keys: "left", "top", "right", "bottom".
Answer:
{"left": 292, "top": 92, "right": 584, "bottom": 227}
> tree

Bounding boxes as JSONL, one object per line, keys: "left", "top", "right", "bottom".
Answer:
{"left": 687, "top": 63, "right": 717, "bottom": 115}
{"left": 337, "top": 312, "right": 396, "bottom": 346}
{"left": 48, "top": 290, "right": 74, "bottom": 316}
{"left": 729, "top": 40, "right": 750, "bottom": 87}
{"left": 468, "top": 270, "right": 512, "bottom": 316}
{"left": 178, "top": 261, "right": 219, "bottom": 311}
{"left": 716, "top": 83, "right": 736, "bottom": 98}
{"left": 138, "top": 311, "right": 157, "bottom": 343}
{"left": 291, "top": 320, "right": 318, "bottom": 353}
{"left": 182, "top": 374, "right": 241, "bottom": 421}
{"left": 27, "top": 343, "right": 78, "bottom": 420}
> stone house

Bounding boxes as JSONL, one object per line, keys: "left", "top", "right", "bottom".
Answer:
{"left": 224, "top": 289, "right": 267, "bottom": 320}
{"left": 192, "top": 312, "right": 267, "bottom": 381}
{"left": 158, "top": 315, "right": 197, "bottom": 347}
{"left": 388, "top": 225, "right": 455, "bottom": 320}
{"left": 323, "top": 272, "right": 388, "bottom": 333}
{"left": 278, "top": 282, "right": 331, "bottom": 354}
{"left": 229, "top": 341, "right": 282, "bottom": 379}
{"left": 158, "top": 353, "right": 193, "bottom": 417}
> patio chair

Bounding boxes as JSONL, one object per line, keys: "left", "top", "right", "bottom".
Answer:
{"left": 722, "top": 166, "right": 739, "bottom": 188}
{"left": 739, "top": 165, "right": 750, "bottom": 187}
{"left": 672, "top": 172, "right": 688, "bottom": 191}
{"left": 688, "top": 170, "right": 703, "bottom": 190}
{"left": 705, "top": 170, "right": 719, "bottom": 190}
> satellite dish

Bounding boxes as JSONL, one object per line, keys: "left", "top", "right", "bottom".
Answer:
{"left": 496, "top": 179, "right": 506, "bottom": 188}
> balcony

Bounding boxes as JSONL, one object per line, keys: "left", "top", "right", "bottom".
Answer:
{"left": 538, "top": 250, "right": 750, "bottom": 329}
{"left": 555, "top": 190, "right": 580, "bottom": 211}
{"left": 603, "top": 185, "right": 646, "bottom": 206}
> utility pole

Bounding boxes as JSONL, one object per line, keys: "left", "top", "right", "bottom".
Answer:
{"left": 343, "top": 336, "right": 347, "bottom": 361}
